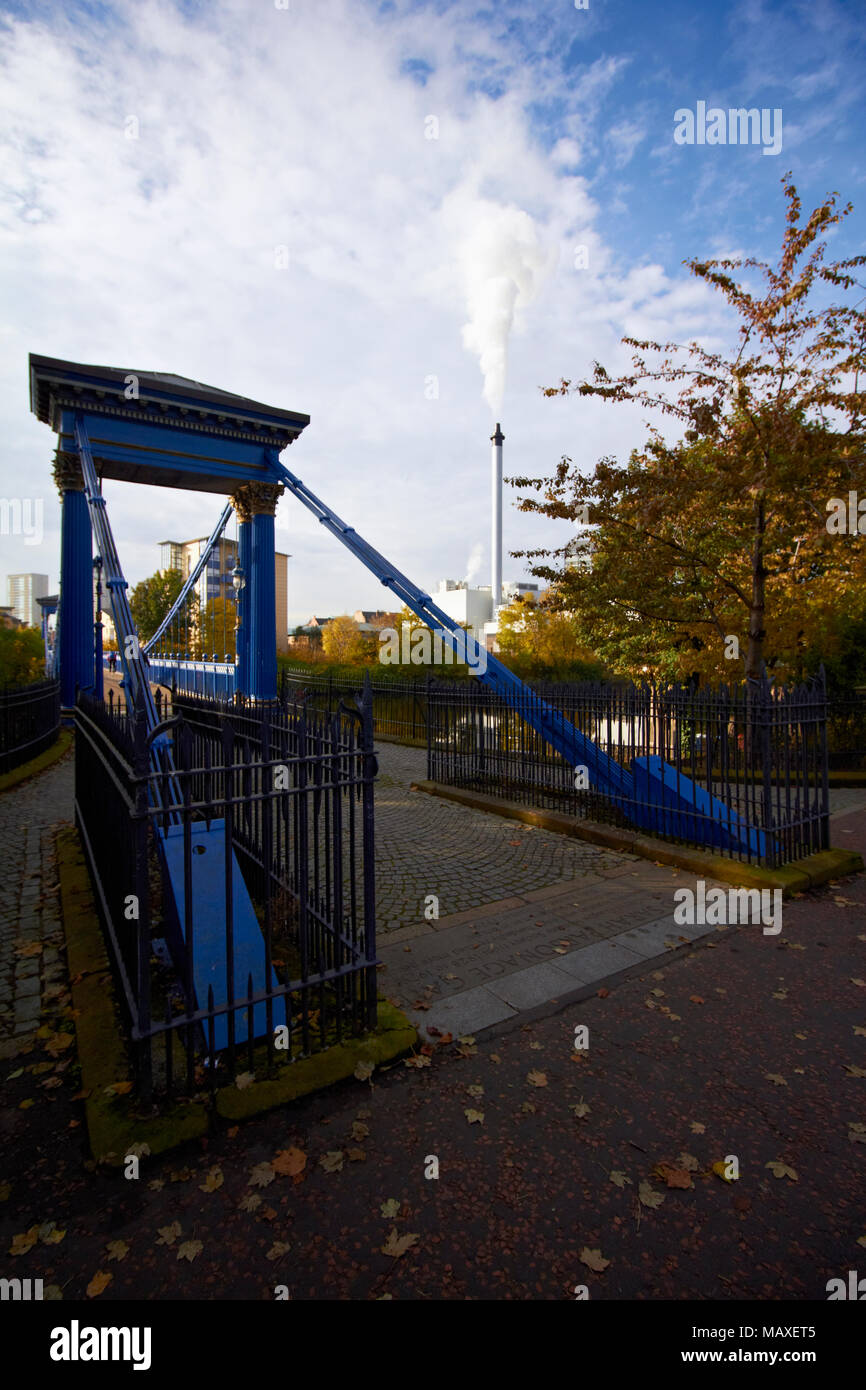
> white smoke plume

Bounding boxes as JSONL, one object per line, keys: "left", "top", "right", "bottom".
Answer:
{"left": 465, "top": 542, "right": 483, "bottom": 585}
{"left": 447, "top": 192, "right": 554, "bottom": 413}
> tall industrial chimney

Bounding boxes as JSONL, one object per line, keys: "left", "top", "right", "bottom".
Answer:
{"left": 491, "top": 421, "right": 504, "bottom": 611}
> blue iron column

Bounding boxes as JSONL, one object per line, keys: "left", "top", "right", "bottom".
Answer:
{"left": 54, "top": 451, "right": 93, "bottom": 710}
{"left": 246, "top": 482, "right": 283, "bottom": 701}
{"left": 231, "top": 490, "right": 253, "bottom": 697}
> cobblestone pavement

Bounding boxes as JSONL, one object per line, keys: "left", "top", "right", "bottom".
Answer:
{"left": 372, "top": 742, "right": 634, "bottom": 934}
{"left": 0, "top": 749, "right": 74, "bottom": 1052}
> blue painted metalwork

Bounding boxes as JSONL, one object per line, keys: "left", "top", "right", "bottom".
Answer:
{"left": 147, "top": 658, "right": 236, "bottom": 698}
{"left": 235, "top": 516, "right": 251, "bottom": 695}
{"left": 250, "top": 509, "right": 278, "bottom": 700}
{"left": 57, "top": 483, "right": 93, "bottom": 709}
{"left": 272, "top": 460, "right": 766, "bottom": 856}
{"left": 142, "top": 503, "right": 233, "bottom": 656}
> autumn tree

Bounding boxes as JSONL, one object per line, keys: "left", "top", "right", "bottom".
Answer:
{"left": 129, "top": 569, "right": 188, "bottom": 643}
{"left": 496, "top": 594, "right": 605, "bottom": 680}
{"left": 0, "top": 626, "right": 45, "bottom": 686}
{"left": 321, "top": 615, "right": 366, "bottom": 665}
{"left": 194, "top": 596, "right": 237, "bottom": 659}
{"left": 509, "top": 177, "right": 866, "bottom": 683}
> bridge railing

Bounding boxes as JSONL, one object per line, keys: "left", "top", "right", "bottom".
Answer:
{"left": 0, "top": 678, "right": 61, "bottom": 774}
{"left": 426, "top": 672, "right": 831, "bottom": 870}
{"left": 74, "top": 685, "right": 377, "bottom": 1099}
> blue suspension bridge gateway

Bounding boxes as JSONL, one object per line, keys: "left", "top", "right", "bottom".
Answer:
{"left": 30, "top": 354, "right": 765, "bottom": 1055}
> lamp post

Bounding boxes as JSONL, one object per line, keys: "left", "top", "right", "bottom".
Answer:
{"left": 93, "top": 555, "right": 104, "bottom": 700}
{"left": 232, "top": 562, "right": 245, "bottom": 683}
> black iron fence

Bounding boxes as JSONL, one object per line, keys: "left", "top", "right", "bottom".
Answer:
{"left": 280, "top": 670, "right": 431, "bottom": 745}
{"left": 826, "top": 696, "right": 866, "bottom": 770}
{"left": 0, "top": 678, "right": 61, "bottom": 774}
{"left": 427, "top": 673, "right": 831, "bottom": 869}
{"left": 74, "top": 684, "right": 378, "bottom": 1099}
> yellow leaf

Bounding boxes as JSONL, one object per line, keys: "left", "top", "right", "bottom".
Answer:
{"left": 464, "top": 1108, "right": 484, "bottom": 1124}
{"left": 10, "top": 1227, "right": 39, "bottom": 1256}
{"left": 526, "top": 1070, "right": 548, "bottom": 1088}
{"left": 106, "top": 1240, "right": 129, "bottom": 1261}
{"left": 177, "top": 1240, "right": 203, "bottom": 1263}
{"left": 86, "top": 1270, "right": 112, "bottom": 1298}
{"left": 199, "top": 1166, "right": 224, "bottom": 1193}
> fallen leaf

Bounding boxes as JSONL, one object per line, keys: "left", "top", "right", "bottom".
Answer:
{"left": 638, "top": 1180, "right": 665, "bottom": 1209}
{"left": 844, "top": 1065, "right": 866, "bottom": 1077}
{"left": 177, "top": 1240, "right": 203, "bottom": 1263}
{"left": 464, "top": 1108, "right": 484, "bottom": 1125}
{"left": 654, "top": 1162, "right": 693, "bottom": 1189}
{"left": 248, "top": 1162, "right": 276, "bottom": 1188}
{"left": 106, "top": 1240, "right": 129, "bottom": 1261}
{"left": 677, "top": 1153, "right": 700, "bottom": 1172}
{"left": 199, "top": 1166, "right": 224, "bottom": 1193}
{"left": 86, "top": 1271, "right": 112, "bottom": 1298}
{"left": 579, "top": 1247, "right": 610, "bottom": 1272}
{"left": 467, "top": 1084, "right": 484, "bottom": 1098}
{"left": 571, "top": 1099, "right": 591, "bottom": 1119}
{"left": 319, "top": 1151, "right": 344, "bottom": 1173}
{"left": 39, "top": 1222, "right": 66, "bottom": 1245}
{"left": 526, "top": 1070, "right": 548, "bottom": 1088}
{"left": 347, "top": 1147, "right": 367, "bottom": 1162}
{"left": 609, "top": 1171, "right": 631, "bottom": 1188}
{"left": 350, "top": 1122, "right": 369, "bottom": 1142}
{"left": 354, "top": 1060, "right": 375, "bottom": 1082}
{"left": 403, "top": 1054, "right": 431, "bottom": 1069}
{"left": 156, "top": 1221, "right": 182, "bottom": 1246}
{"left": 266, "top": 1241, "right": 291, "bottom": 1260}
{"left": 272, "top": 1148, "right": 306, "bottom": 1177}
{"left": 764, "top": 1073, "right": 788, "bottom": 1086}
{"left": 235, "top": 1072, "right": 255, "bottom": 1090}
{"left": 712, "top": 1161, "right": 736, "bottom": 1183}
{"left": 9, "top": 1227, "right": 39, "bottom": 1256}
{"left": 380, "top": 1199, "right": 400, "bottom": 1219}
{"left": 238, "top": 1193, "right": 261, "bottom": 1213}
{"left": 381, "top": 1228, "right": 419, "bottom": 1258}
{"left": 690, "top": 1121, "right": 705, "bottom": 1134}
{"left": 766, "top": 1160, "right": 798, "bottom": 1181}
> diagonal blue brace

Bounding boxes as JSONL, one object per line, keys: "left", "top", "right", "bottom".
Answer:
{"left": 273, "top": 459, "right": 766, "bottom": 858}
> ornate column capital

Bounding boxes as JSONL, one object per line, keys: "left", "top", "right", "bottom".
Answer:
{"left": 233, "top": 481, "right": 284, "bottom": 519}
{"left": 53, "top": 450, "right": 84, "bottom": 494}
{"left": 231, "top": 488, "right": 253, "bottom": 524}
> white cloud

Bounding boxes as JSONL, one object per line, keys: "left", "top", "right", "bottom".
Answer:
{"left": 0, "top": 0, "right": 736, "bottom": 625}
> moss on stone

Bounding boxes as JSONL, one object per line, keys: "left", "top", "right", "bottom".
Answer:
{"left": 0, "top": 729, "right": 71, "bottom": 795}
{"left": 215, "top": 1006, "right": 416, "bottom": 1121}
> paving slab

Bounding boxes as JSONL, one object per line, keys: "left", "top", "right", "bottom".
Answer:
{"left": 405, "top": 985, "right": 517, "bottom": 1037}
{"left": 486, "top": 960, "right": 578, "bottom": 1010}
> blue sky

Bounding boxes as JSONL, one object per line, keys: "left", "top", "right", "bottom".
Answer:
{"left": 1, "top": 0, "right": 863, "bottom": 624}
